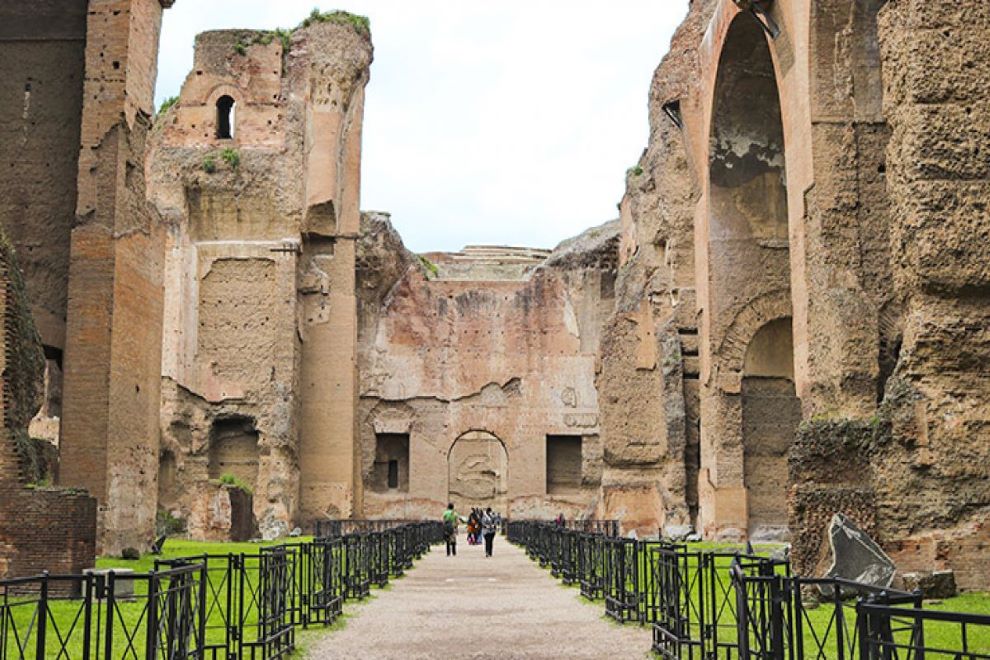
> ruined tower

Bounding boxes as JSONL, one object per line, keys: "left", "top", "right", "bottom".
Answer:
{"left": 148, "top": 16, "right": 372, "bottom": 538}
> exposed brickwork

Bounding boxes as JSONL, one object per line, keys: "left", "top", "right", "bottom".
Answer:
{"left": 0, "top": 0, "right": 87, "bottom": 352}
{"left": 60, "top": 0, "right": 169, "bottom": 554}
{"left": 0, "top": 227, "right": 95, "bottom": 579}
{"left": 788, "top": 419, "right": 878, "bottom": 575}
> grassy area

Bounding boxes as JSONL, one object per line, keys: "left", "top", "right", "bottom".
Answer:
{"left": 94, "top": 537, "right": 312, "bottom": 573}
{"left": 2, "top": 537, "right": 336, "bottom": 659}
{"left": 570, "top": 540, "right": 990, "bottom": 658}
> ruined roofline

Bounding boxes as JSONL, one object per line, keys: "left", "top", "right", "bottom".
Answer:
{"left": 193, "top": 9, "right": 371, "bottom": 46}
{"left": 419, "top": 246, "right": 550, "bottom": 282}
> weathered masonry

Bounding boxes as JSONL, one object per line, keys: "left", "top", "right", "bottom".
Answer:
{"left": 607, "top": 0, "right": 990, "bottom": 589}
{"left": 148, "top": 22, "right": 371, "bottom": 540}
{"left": 0, "top": 0, "right": 987, "bottom": 593}
{"left": 356, "top": 230, "right": 616, "bottom": 522}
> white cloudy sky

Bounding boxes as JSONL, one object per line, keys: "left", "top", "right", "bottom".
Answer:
{"left": 155, "top": 2, "right": 686, "bottom": 253}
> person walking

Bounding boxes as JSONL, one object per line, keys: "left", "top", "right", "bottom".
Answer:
{"left": 442, "top": 503, "right": 458, "bottom": 557}
{"left": 467, "top": 510, "right": 480, "bottom": 545}
{"left": 482, "top": 507, "right": 497, "bottom": 557}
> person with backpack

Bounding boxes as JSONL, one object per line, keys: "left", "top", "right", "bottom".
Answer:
{"left": 442, "top": 503, "right": 459, "bottom": 556}
{"left": 481, "top": 507, "right": 497, "bottom": 557}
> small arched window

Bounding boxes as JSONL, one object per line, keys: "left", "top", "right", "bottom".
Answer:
{"left": 216, "top": 95, "right": 235, "bottom": 139}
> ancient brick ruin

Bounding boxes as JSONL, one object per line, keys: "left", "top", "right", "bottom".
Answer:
{"left": 0, "top": 0, "right": 988, "bottom": 591}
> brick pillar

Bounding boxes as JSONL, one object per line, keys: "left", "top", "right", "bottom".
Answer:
{"left": 59, "top": 0, "right": 172, "bottom": 554}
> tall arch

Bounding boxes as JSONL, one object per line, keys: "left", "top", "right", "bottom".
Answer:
{"left": 700, "top": 12, "right": 796, "bottom": 540}
{"left": 709, "top": 15, "right": 789, "bottom": 280}
{"left": 447, "top": 430, "right": 508, "bottom": 512}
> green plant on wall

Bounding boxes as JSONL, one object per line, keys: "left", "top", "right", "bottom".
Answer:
{"left": 299, "top": 8, "right": 371, "bottom": 36}
{"left": 156, "top": 509, "right": 187, "bottom": 536}
{"left": 417, "top": 254, "right": 439, "bottom": 278}
{"left": 220, "top": 148, "right": 240, "bottom": 169}
{"left": 254, "top": 28, "right": 292, "bottom": 51}
{"left": 217, "top": 473, "right": 254, "bottom": 495}
{"left": 202, "top": 155, "right": 217, "bottom": 174}
{"left": 157, "top": 95, "right": 179, "bottom": 115}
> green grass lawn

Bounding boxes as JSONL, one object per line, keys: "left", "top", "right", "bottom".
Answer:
{"left": 1, "top": 537, "right": 343, "bottom": 659}
{"left": 562, "top": 539, "right": 990, "bottom": 658}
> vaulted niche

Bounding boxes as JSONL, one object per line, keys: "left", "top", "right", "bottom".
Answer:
{"left": 742, "top": 318, "right": 799, "bottom": 541}
{"left": 710, "top": 18, "right": 788, "bottom": 250}
{"left": 707, "top": 14, "right": 796, "bottom": 541}
{"left": 207, "top": 416, "right": 259, "bottom": 490}
{"left": 448, "top": 430, "right": 507, "bottom": 511}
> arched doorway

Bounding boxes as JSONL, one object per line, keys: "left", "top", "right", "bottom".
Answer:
{"left": 447, "top": 430, "right": 508, "bottom": 512}
{"left": 742, "top": 318, "right": 800, "bottom": 541}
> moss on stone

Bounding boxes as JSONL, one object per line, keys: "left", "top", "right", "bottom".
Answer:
{"left": 220, "top": 148, "right": 240, "bottom": 169}
{"left": 417, "top": 255, "right": 439, "bottom": 278}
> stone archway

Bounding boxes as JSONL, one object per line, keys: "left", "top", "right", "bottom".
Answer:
{"left": 742, "top": 317, "right": 799, "bottom": 541}
{"left": 699, "top": 11, "right": 797, "bottom": 541}
{"left": 447, "top": 430, "right": 508, "bottom": 512}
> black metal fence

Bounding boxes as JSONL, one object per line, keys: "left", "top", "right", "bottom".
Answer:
{"left": 0, "top": 564, "right": 207, "bottom": 659}
{"left": 0, "top": 520, "right": 442, "bottom": 660}
{"left": 508, "top": 520, "right": 990, "bottom": 659}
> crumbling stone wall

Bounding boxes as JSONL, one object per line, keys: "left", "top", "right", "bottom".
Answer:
{"left": 607, "top": 0, "right": 895, "bottom": 542}
{"left": 594, "top": 1, "right": 712, "bottom": 536}
{"left": 606, "top": 0, "right": 990, "bottom": 586}
{"left": 149, "top": 18, "right": 371, "bottom": 538}
{"left": 788, "top": 418, "right": 878, "bottom": 576}
{"left": 869, "top": 0, "right": 990, "bottom": 591}
{"left": 356, "top": 217, "right": 616, "bottom": 520}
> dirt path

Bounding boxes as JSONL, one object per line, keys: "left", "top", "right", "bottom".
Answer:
{"left": 306, "top": 532, "right": 653, "bottom": 659}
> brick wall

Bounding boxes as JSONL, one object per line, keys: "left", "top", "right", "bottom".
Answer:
{"left": 0, "top": 228, "right": 96, "bottom": 579}
{"left": 788, "top": 419, "right": 878, "bottom": 575}
{"left": 61, "top": 0, "right": 169, "bottom": 554}
{"left": 0, "top": 0, "right": 87, "bottom": 351}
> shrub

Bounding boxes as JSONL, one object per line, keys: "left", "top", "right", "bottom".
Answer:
{"left": 156, "top": 509, "right": 187, "bottom": 536}
{"left": 218, "top": 473, "right": 253, "bottom": 495}
{"left": 202, "top": 156, "right": 217, "bottom": 174}
{"left": 299, "top": 9, "right": 371, "bottom": 37}
{"left": 157, "top": 95, "right": 179, "bottom": 115}
{"left": 121, "top": 547, "right": 141, "bottom": 560}
{"left": 255, "top": 28, "right": 292, "bottom": 51}
{"left": 220, "top": 148, "right": 240, "bottom": 169}
{"left": 418, "top": 255, "right": 439, "bottom": 278}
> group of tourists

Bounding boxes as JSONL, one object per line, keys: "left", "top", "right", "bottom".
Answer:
{"left": 441, "top": 503, "right": 501, "bottom": 558}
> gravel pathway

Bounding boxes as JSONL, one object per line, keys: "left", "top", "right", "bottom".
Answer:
{"left": 306, "top": 532, "right": 653, "bottom": 659}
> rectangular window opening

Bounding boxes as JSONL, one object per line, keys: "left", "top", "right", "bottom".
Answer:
{"left": 372, "top": 433, "right": 409, "bottom": 493}
{"left": 546, "top": 435, "right": 583, "bottom": 495}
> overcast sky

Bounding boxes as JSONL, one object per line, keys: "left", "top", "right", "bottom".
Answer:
{"left": 155, "top": 2, "right": 686, "bottom": 253}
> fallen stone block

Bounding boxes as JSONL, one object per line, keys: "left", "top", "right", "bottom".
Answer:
{"left": 818, "top": 513, "right": 896, "bottom": 598}
{"left": 901, "top": 570, "right": 957, "bottom": 599}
